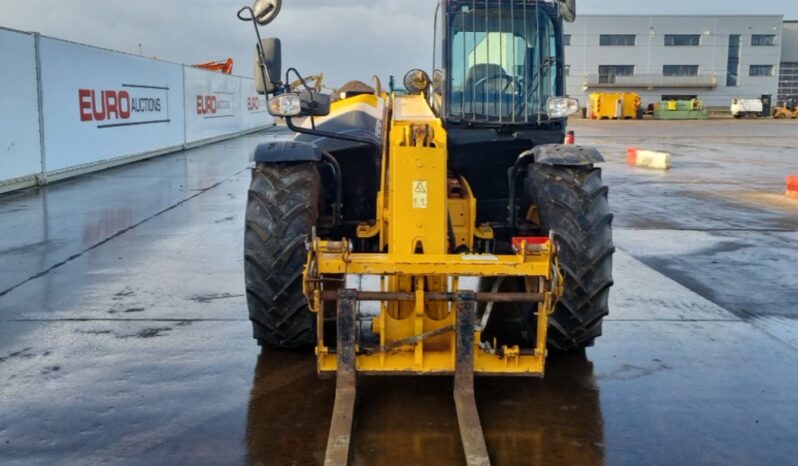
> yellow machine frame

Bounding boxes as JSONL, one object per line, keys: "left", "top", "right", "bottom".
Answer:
{"left": 303, "top": 94, "right": 562, "bottom": 378}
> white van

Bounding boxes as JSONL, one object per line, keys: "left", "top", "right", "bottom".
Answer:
{"left": 731, "top": 98, "right": 764, "bottom": 118}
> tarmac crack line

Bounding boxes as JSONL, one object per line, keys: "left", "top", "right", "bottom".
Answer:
{"left": 0, "top": 168, "right": 249, "bottom": 299}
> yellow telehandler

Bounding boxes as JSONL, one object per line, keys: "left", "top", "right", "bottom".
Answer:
{"left": 238, "top": 1, "right": 612, "bottom": 464}
{"left": 773, "top": 100, "right": 798, "bottom": 119}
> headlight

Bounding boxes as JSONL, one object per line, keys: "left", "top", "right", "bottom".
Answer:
{"left": 546, "top": 97, "right": 580, "bottom": 119}
{"left": 267, "top": 93, "right": 301, "bottom": 117}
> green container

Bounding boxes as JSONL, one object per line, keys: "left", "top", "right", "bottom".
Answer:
{"left": 654, "top": 100, "right": 708, "bottom": 120}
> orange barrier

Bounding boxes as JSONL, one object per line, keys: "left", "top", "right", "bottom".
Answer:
{"left": 627, "top": 147, "right": 672, "bottom": 170}
{"left": 787, "top": 176, "right": 798, "bottom": 199}
{"left": 626, "top": 148, "right": 638, "bottom": 165}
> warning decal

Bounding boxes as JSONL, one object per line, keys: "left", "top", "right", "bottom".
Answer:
{"left": 412, "top": 180, "right": 428, "bottom": 209}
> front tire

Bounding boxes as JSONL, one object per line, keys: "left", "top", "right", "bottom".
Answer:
{"left": 481, "top": 163, "right": 614, "bottom": 352}
{"left": 526, "top": 163, "right": 614, "bottom": 351}
{"left": 244, "top": 163, "right": 319, "bottom": 349}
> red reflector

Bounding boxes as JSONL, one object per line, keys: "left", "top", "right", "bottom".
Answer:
{"left": 512, "top": 237, "right": 550, "bottom": 249}
{"left": 564, "top": 131, "right": 575, "bottom": 145}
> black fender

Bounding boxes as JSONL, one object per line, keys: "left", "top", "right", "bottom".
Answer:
{"left": 252, "top": 140, "right": 323, "bottom": 163}
{"left": 529, "top": 144, "right": 605, "bottom": 166}
{"left": 507, "top": 144, "right": 604, "bottom": 227}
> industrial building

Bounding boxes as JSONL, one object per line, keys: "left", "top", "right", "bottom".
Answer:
{"left": 780, "top": 21, "right": 798, "bottom": 103}
{"left": 564, "top": 15, "right": 794, "bottom": 109}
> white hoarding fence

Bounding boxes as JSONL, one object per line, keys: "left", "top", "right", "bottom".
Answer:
{"left": 0, "top": 28, "right": 269, "bottom": 192}
{"left": 39, "top": 37, "right": 186, "bottom": 173}
{"left": 0, "top": 28, "right": 43, "bottom": 188}
{"left": 184, "top": 66, "right": 243, "bottom": 144}
{"left": 241, "top": 89, "right": 270, "bottom": 130}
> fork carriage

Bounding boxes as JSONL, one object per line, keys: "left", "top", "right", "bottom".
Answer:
{"left": 306, "top": 236, "right": 562, "bottom": 377}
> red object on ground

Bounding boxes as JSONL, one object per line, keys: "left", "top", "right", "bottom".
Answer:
{"left": 627, "top": 148, "right": 638, "bottom": 166}
{"left": 787, "top": 176, "right": 798, "bottom": 199}
{"left": 564, "top": 131, "right": 575, "bottom": 145}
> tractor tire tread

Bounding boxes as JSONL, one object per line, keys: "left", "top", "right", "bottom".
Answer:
{"left": 244, "top": 163, "right": 319, "bottom": 349}
{"left": 526, "top": 164, "right": 614, "bottom": 351}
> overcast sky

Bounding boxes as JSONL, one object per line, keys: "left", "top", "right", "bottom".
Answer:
{"left": 1, "top": 0, "right": 795, "bottom": 87}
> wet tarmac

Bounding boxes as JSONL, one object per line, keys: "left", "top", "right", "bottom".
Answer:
{"left": 1, "top": 120, "right": 798, "bottom": 465}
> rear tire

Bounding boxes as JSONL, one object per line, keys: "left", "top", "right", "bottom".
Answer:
{"left": 481, "top": 163, "right": 614, "bottom": 352}
{"left": 244, "top": 163, "right": 319, "bottom": 349}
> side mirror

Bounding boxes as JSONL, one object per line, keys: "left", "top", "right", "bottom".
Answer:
{"left": 253, "top": 0, "right": 282, "bottom": 26}
{"left": 560, "top": 0, "right": 576, "bottom": 23}
{"left": 255, "top": 38, "right": 282, "bottom": 94}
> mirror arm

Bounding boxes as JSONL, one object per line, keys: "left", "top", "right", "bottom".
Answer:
{"left": 252, "top": 20, "right": 274, "bottom": 90}
{"left": 239, "top": 5, "right": 277, "bottom": 92}
{"left": 286, "top": 67, "right": 312, "bottom": 92}
{"left": 284, "top": 68, "right": 318, "bottom": 129}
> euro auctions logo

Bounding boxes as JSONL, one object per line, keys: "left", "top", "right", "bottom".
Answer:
{"left": 197, "top": 95, "right": 218, "bottom": 114}
{"left": 247, "top": 96, "right": 266, "bottom": 113}
{"left": 197, "top": 93, "right": 234, "bottom": 119}
{"left": 79, "top": 90, "right": 133, "bottom": 120}
{"left": 79, "top": 84, "right": 170, "bottom": 129}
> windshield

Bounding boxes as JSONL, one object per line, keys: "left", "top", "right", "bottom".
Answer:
{"left": 446, "top": 2, "right": 560, "bottom": 124}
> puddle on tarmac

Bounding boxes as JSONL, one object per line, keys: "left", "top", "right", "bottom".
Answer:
{"left": 244, "top": 350, "right": 602, "bottom": 466}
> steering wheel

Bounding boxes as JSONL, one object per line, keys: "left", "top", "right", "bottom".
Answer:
{"left": 474, "top": 75, "right": 517, "bottom": 95}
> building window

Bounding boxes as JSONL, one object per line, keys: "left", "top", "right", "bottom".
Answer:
{"left": 598, "top": 65, "right": 634, "bottom": 83}
{"left": 665, "top": 34, "right": 701, "bottom": 46}
{"left": 750, "top": 65, "right": 775, "bottom": 77}
{"left": 564, "top": 34, "right": 572, "bottom": 46}
{"left": 663, "top": 65, "right": 700, "bottom": 77}
{"left": 727, "top": 34, "right": 741, "bottom": 87}
{"left": 779, "top": 62, "right": 798, "bottom": 103}
{"left": 752, "top": 34, "right": 777, "bottom": 46}
{"left": 599, "top": 34, "right": 636, "bottom": 46}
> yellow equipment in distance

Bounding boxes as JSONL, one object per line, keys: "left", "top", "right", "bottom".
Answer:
{"left": 589, "top": 92, "right": 641, "bottom": 120}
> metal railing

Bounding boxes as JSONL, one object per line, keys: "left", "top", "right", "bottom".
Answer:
{"left": 583, "top": 74, "right": 719, "bottom": 90}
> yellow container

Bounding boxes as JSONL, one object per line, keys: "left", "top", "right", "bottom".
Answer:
{"left": 589, "top": 93, "right": 641, "bottom": 120}
{"left": 667, "top": 100, "right": 678, "bottom": 111}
